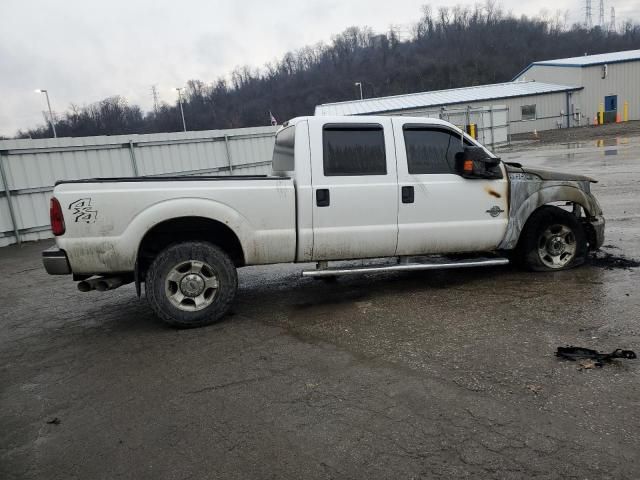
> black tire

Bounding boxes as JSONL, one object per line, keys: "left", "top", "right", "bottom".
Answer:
{"left": 313, "top": 275, "right": 338, "bottom": 283}
{"left": 516, "top": 205, "right": 587, "bottom": 272}
{"left": 146, "top": 241, "right": 237, "bottom": 328}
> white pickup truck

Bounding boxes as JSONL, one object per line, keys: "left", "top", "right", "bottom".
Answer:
{"left": 43, "top": 116, "right": 604, "bottom": 327}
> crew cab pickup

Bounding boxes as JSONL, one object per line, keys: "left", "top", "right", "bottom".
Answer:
{"left": 43, "top": 116, "right": 605, "bottom": 327}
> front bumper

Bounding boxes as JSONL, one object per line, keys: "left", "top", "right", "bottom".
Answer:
{"left": 584, "top": 214, "right": 605, "bottom": 251}
{"left": 42, "top": 247, "right": 71, "bottom": 275}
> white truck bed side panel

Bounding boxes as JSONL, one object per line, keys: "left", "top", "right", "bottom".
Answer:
{"left": 54, "top": 178, "right": 296, "bottom": 273}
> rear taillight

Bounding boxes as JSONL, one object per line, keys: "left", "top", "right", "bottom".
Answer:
{"left": 50, "top": 197, "right": 65, "bottom": 236}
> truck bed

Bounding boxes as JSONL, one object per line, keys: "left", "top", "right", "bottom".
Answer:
{"left": 52, "top": 176, "right": 297, "bottom": 274}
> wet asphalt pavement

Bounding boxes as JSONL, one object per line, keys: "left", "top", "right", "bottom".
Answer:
{"left": 1, "top": 134, "right": 640, "bottom": 479}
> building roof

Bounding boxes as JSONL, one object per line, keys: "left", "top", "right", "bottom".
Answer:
{"left": 513, "top": 49, "right": 640, "bottom": 79}
{"left": 314, "top": 81, "right": 581, "bottom": 116}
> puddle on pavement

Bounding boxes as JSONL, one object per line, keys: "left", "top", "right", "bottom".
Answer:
{"left": 504, "top": 134, "right": 640, "bottom": 166}
{"left": 594, "top": 138, "right": 624, "bottom": 156}
{"left": 561, "top": 142, "right": 586, "bottom": 149}
{"left": 597, "top": 136, "right": 629, "bottom": 144}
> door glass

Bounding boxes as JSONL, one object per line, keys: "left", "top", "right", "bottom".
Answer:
{"left": 604, "top": 95, "right": 617, "bottom": 111}
{"left": 403, "top": 127, "right": 468, "bottom": 174}
{"left": 323, "top": 125, "right": 386, "bottom": 176}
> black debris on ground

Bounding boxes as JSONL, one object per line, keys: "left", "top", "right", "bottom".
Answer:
{"left": 588, "top": 251, "right": 640, "bottom": 270}
{"left": 556, "top": 346, "right": 637, "bottom": 368}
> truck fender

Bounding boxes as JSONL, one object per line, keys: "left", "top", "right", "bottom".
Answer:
{"left": 498, "top": 183, "right": 602, "bottom": 250}
{"left": 123, "top": 197, "right": 255, "bottom": 266}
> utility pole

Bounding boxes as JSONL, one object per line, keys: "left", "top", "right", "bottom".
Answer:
{"left": 35, "top": 89, "right": 57, "bottom": 138}
{"left": 174, "top": 87, "right": 187, "bottom": 132}
{"left": 598, "top": 0, "right": 605, "bottom": 28}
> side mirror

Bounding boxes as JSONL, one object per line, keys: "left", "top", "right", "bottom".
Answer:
{"left": 454, "top": 147, "right": 503, "bottom": 179}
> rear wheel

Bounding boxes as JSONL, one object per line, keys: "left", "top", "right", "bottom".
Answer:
{"left": 517, "top": 205, "right": 587, "bottom": 271}
{"left": 146, "top": 241, "right": 237, "bottom": 328}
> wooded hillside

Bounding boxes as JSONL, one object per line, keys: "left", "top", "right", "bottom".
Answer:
{"left": 20, "top": 4, "right": 640, "bottom": 138}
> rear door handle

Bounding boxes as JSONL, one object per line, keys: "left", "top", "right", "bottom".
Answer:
{"left": 401, "top": 186, "right": 414, "bottom": 204}
{"left": 316, "top": 188, "right": 330, "bottom": 207}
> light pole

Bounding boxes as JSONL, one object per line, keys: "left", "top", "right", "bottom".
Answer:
{"left": 354, "top": 82, "right": 363, "bottom": 100}
{"left": 35, "top": 89, "right": 57, "bottom": 138}
{"left": 174, "top": 87, "right": 187, "bottom": 132}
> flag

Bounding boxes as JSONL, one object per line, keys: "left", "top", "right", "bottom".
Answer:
{"left": 269, "top": 111, "right": 278, "bottom": 126}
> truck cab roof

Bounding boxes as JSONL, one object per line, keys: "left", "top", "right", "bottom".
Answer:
{"left": 284, "top": 115, "right": 466, "bottom": 133}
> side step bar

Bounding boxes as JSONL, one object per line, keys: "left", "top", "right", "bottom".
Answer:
{"left": 302, "top": 257, "right": 509, "bottom": 278}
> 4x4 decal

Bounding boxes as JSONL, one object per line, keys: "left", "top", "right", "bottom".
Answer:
{"left": 69, "top": 198, "right": 97, "bottom": 223}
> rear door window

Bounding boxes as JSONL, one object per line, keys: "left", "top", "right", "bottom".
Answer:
{"left": 323, "top": 124, "right": 386, "bottom": 176}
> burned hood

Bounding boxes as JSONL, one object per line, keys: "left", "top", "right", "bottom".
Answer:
{"left": 504, "top": 163, "right": 597, "bottom": 183}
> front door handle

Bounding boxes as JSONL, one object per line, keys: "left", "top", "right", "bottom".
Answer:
{"left": 402, "top": 186, "right": 414, "bottom": 204}
{"left": 316, "top": 189, "right": 330, "bottom": 207}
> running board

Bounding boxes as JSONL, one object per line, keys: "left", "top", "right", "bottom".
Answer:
{"left": 302, "top": 257, "right": 509, "bottom": 278}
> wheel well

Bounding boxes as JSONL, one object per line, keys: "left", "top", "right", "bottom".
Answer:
{"left": 137, "top": 217, "right": 245, "bottom": 281}
{"left": 516, "top": 203, "right": 584, "bottom": 246}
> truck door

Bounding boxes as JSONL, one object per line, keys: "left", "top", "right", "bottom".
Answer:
{"left": 392, "top": 118, "right": 508, "bottom": 255}
{"left": 309, "top": 118, "right": 398, "bottom": 260}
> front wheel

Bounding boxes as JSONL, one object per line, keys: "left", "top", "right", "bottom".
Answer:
{"left": 146, "top": 241, "right": 237, "bottom": 328}
{"left": 516, "top": 205, "right": 588, "bottom": 271}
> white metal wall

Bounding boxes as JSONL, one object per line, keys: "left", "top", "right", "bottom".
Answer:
{"left": 580, "top": 61, "right": 640, "bottom": 122}
{"left": 498, "top": 91, "right": 573, "bottom": 134}
{"left": 515, "top": 65, "right": 583, "bottom": 87}
{"left": 514, "top": 60, "right": 640, "bottom": 124}
{"left": 0, "top": 126, "right": 278, "bottom": 247}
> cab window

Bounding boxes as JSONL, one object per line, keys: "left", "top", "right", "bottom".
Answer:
{"left": 323, "top": 124, "right": 386, "bottom": 176}
{"left": 403, "top": 126, "right": 471, "bottom": 174}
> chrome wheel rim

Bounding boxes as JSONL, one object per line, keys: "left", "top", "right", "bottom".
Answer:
{"left": 165, "top": 260, "right": 219, "bottom": 311}
{"left": 537, "top": 224, "right": 577, "bottom": 269}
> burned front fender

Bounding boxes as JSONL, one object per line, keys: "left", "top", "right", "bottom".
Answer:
{"left": 498, "top": 171, "right": 604, "bottom": 250}
{"left": 583, "top": 214, "right": 605, "bottom": 251}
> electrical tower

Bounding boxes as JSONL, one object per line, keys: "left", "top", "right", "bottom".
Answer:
{"left": 151, "top": 85, "right": 160, "bottom": 115}
{"left": 585, "top": 0, "right": 593, "bottom": 29}
{"left": 609, "top": 7, "right": 616, "bottom": 32}
{"left": 598, "top": 0, "right": 605, "bottom": 28}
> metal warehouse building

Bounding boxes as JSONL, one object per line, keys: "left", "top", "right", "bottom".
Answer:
{"left": 513, "top": 49, "right": 640, "bottom": 126}
{"left": 315, "top": 81, "right": 583, "bottom": 145}
{"left": 315, "top": 49, "right": 640, "bottom": 141}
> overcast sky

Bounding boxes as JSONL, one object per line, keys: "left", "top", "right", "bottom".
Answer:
{"left": 1, "top": 0, "right": 639, "bottom": 136}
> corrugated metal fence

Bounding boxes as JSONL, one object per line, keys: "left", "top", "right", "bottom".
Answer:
{"left": 0, "top": 126, "right": 278, "bottom": 247}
